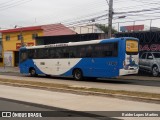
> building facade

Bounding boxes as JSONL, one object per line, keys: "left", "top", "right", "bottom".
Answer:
{"left": 70, "top": 24, "right": 104, "bottom": 34}
{"left": 0, "top": 33, "right": 2, "bottom": 66}
{"left": 1, "top": 24, "right": 76, "bottom": 67}
{"left": 120, "top": 25, "right": 146, "bottom": 32}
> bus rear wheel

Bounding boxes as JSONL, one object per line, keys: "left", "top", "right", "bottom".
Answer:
{"left": 73, "top": 69, "right": 83, "bottom": 80}
{"left": 30, "top": 68, "right": 37, "bottom": 77}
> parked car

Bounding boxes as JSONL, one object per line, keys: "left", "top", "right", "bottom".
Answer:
{"left": 139, "top": 52, "right": 160, "bottom": 77}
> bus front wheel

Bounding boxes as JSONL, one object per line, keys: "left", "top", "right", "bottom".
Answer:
{"left": 30, "top": 68, "right": 37, "bottom": 77}
{"left": 73, "top": 69, "right": 83, "bottom": 80}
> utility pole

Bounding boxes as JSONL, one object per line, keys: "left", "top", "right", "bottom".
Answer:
{"left": 20, "top": 28, "right": 24, "bottom": 47}
{"left": 15, "top": 25, "right": 24, "bottom": 47}
{"left": 108, "top": 0, "right": 113, "bottom": 38}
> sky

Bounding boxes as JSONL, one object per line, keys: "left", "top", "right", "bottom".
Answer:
{"left": 0, "top": 0, "right": 160, "bottom": 30}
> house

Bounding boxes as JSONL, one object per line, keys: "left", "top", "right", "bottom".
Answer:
{"left": 70, "top": 24, "right": 104, "bottom": 34}
{"left": 1, "top": 23, "right": 76, "bottom": 67}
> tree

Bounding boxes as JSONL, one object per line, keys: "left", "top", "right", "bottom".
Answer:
{"left": 95, "top": 24, "right": 117, "bottom": 34}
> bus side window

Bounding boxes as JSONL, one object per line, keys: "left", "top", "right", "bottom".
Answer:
{"left": 37, "top": 49, "right": 44, "bottom": 59}
{"left": 80, "top": 47, "right": 86, "bottom": 58}
{"left": 93, "top": 43, "right": 118, "bottom": 58}
{"left": 56, "top": 48, "right": 62, "bottom": 58}
{"left": 50, "top": 48, "right": 56, "bottom": 58}
{"left": 62, "top": 47, "right": 69, "bottom": 58}
{"left": 94, "top": 45, "right": 102, "bottom": 57}
{"left": 28, "top": 49, "right": 34, "bottom": 59}
{"left": 69, "top": 47, "right": 77, "bottom": 58}
{"left": 113, "top": 43, "right": 118, "bottom": 57}
{"left": 33, "top": 49, "right": 38, "bottom": 59}
{"left": 20, "top": 50, "right": 27, "bottom": 62}
{"left": 86, "top": 45, "right": 93, "bottom": 57}
{"left": 43, "top": 48, "right": 49, "bottom": 58}
{"left": 104, "top": 43, "right": 118, "bottom": 57}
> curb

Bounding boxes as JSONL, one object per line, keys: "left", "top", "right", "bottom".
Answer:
{"left": 0, "top": 81, "right": 160, "bottom": 104}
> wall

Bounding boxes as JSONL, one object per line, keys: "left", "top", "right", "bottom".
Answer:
{"left": 2, "top": 30, "right": 43, "bottom": 66}
{"left": 0, "top": 33, "right": 3, "bottom": 66}
{"left": 4, "top": 51, "right": 13, "bottom": 66}
{"left": 3, "top": 30, "right": 43, "bottom": 51}
{"left": 70, "top": 25, "right": 104, "bottom": 34}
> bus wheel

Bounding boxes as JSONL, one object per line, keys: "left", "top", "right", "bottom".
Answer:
{"left": 152, "top": 66, "right": 159, "bottom": 77}
{"left": 73, "top": 69, "right": 83, "bottom": 80}
{"left": 46, "top": 75, "right": 51, "bottom": 78}
{"left": 30, "top": 68, "right": 37, "bottom": 77}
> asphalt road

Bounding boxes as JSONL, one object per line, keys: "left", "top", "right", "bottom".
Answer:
{"left": 0, "top": 72, "right": 160, "bottom": 94}
{"left": 0, "top": 72, "right": 160, "bottom": 87}
{"left": 0, "top": 98, "right": 118, "bottom": 120}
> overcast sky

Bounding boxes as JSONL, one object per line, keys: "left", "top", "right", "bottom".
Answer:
{"left": 0, "top": 0, "right": 160, "bottom": 30}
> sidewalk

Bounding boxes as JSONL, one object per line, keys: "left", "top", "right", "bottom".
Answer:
{"left": 0, "top": 67, "right": 19, "bottom": 73}
{"left": 0, "top": 85, "right": 160, "bottom": 112}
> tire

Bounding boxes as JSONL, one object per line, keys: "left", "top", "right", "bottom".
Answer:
{"left": 152, "top": 66, "right": 159, "bottom": 77}
{"left": 46, "top": 75, "right": 51, "bottom": 78}
{"left": 85, "top": 77, "right": 97, "bottom": 80}
{"left": 30, "top": 68, "right": 37, "bottom": 77}
{"left": 73, "top": 69, "right": 83, "bottom": 80}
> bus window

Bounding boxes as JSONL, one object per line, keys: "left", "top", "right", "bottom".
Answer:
{"left": 50, "top": 48, "right": 56, "bottom": 58}
{"left": 69, "top": 47, "right": 76, "bottom": 58}
{"left": 94, "top": 42, "right": 118, "bottom": 57}
{"left": 80, "top": 47, "right": 86, "bottom": 58}
{"left": 43, "top": 48, "right": 49, "bottom": 58}
{"left": 28, "top": 49, "right": 34, "bottom": 59}
{"left": 37, "top": 49, "right": 44, "bottom": 59}
{"left": 20, "top": 50, "right": 27, "bottom": 62}
{"left": 62, "top": 47, "right": 69, "bottom": 58}
{"left": 86, "top": 45, "right": 93, "bottom": 57}
{"left": 56, "top": 48, "right": 63, "bottom": 58}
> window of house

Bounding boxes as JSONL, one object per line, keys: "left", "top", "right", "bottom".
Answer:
{"left": 17, "top": 35, "right": 23, "bottom": 40}
{"left": 32, "top": 33, "right": 38, "bottom": 40}
{"left": 6, "top": 35, "right": 10, "bottom": 41}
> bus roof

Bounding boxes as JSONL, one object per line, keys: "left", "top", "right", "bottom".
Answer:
{"left": 21, "top": 37, "right": 138, "bottom": 49}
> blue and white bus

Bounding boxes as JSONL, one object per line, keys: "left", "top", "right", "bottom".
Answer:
{"left": 19, "top": 37, "right": 139, "bottom": 80}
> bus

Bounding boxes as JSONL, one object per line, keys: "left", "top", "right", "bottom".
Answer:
{"left": 19, "top": 37, "right": 139, "bottom": 80}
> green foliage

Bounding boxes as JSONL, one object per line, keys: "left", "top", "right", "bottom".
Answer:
{"left": 95, "top": 24, "right": 117, "bottom": 34}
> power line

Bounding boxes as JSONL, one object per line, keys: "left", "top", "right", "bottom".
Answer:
{"left": 115, "top": 6, "right": 160, "bottom": 15}
{"left": 0, "top": 0, "right": 18, "bottom": 6}
{"left": 0, "top": 0, "right": 32, "bottom": 11}
{"left": 115, "top": 1, "right": 160, "bottom": 11}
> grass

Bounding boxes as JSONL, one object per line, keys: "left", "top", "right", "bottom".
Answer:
{"left": 0, "top": 78, "right": 160, "bottom": 100}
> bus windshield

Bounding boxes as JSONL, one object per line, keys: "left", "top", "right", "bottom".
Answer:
{"left": 126, "top": 40, "right": 138, "bottom": 55}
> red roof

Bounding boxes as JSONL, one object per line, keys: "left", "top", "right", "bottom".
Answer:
{"left": 42, "top": 24, "right": 76, "bottom": 36}
{"left": 1, "top": 26, "right": 42, "bottom": 33}
{"left": 1, "top": 24, "right": 77, "bottom": 36}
